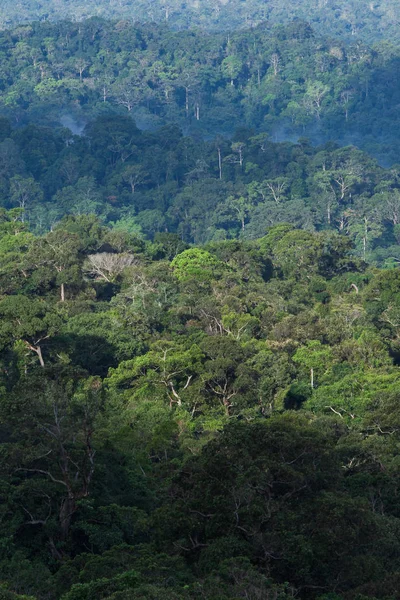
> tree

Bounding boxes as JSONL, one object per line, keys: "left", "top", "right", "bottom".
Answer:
{"left": 107, "top": 340, "right": 204, "bottom": 411}
{"left": 221, "top": 55, "right": 243, "bottom": 87}
{"left": 224, "top": 142, "right": 246, "bottom": 168}
{"left": 171, "top": 248, "right": 226, "bottom": 282}
{"left": 303, "top": 81, "right": 330, "bottom": 120}
{"left": 27, "top": 230, "right": 83, "bottom": 302}
{"left": 217, "top": 195, "right": 253, "bottom": 233}
{"left": 121, "top": 165, "right": 149, "bottom": 195}
{"left": 262, "top": 177, "right": 288, "bottom": 204}
{"left": 113, "top": 77, "right": 144, "bottom": 113}
{"left": 199, "top": 336, "right": 255, "bottom": 416}
{"left": 380, "top": 190, "right": 400, "bottom": 225}
{"left": 74, "top": 57, "right": 90, "bottom": 82}
{"left": 0, "top": 296, "right": 64, "bottom": 368}
{"left": 163, "top": 415, "right": 390, "bottom": 592}
{"left": 292, "top": 340, "right": 334, "bottom": 389}
{"left": 84, "top": 253, "right": 136, "bottom": 283}
{"left": 9, "top": 176, "right": 43, "bottom": 222}
{"left": 0, "top": 373, "right": 104, "bottom": 551}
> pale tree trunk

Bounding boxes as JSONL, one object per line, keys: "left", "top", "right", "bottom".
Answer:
{"left": 25, "top": 339, "right": 49, "bottom": 368}
{"left": 26, "top": 343, "right": 45, "bottom": 368}
{"left": 36, "top": 346, "right": 45, "bottom": 368}
{"left": 185, "top": 87, "right": 189, "bottom": 117}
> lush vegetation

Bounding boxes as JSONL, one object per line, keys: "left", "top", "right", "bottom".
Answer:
{"left": 3, "top": 0, "right": 400, "bottom": 43}
{"left": 1, "top": 213, "right": 400, "bottom": 600}
{"left": 1, "top": 112, "right": 400, "bottom": 265}
{"left": 2, "top": 20, "right": 400, "bottom": 163}
{"left": 2, "top": 6, "right": 400, "bottom": 600}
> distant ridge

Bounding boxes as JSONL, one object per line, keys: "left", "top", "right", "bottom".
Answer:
{"left": 1, "top": 0, "right": 400, "bottom": 43}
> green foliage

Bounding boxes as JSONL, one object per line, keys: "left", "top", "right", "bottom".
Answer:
{"left": 0, "top": 10, "right": 400, "bottom": 598}
{"left": 0, "top": 51, "right": 398, "bottom": 260}
{"left": 0, "top": 588, "right": 35, "bottom": 600}
{"left": 0, "top": 212, "right": 400, "bottom": 599}
{"left": 171, "top": 249, "right": 225, "bottom": 282}
{"left": 2, "top": 0, "right": 400, "bottom": 45}
{"left": 61, "top": 571, "right": 139, "bottom": 600}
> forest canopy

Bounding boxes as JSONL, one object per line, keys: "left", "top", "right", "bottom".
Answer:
{"left": 2, "top": 0, "right": 400, "bottom": 44}
{"left": 1, "top": 5, "right": 400, "bottom": 600}
{"left": 1, "top": 19, "right": 400, "bottom": 265}
{"left": 1, "top": 19, "right": 400, "bottom": 164}
{"left": 1, "top": 214, "right": 400, "bottom": 600}
{"left": 0, "top": 112, "right": 400, "bottom": 265}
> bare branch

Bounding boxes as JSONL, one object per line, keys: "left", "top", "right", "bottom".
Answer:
{"left": 15, "top": 468, "right": 68, "bottom": 488}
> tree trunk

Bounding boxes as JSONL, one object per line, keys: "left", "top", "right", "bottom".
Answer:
{"left": 48, "top": 537, "right": 64, "bottom": 561}
{"left": 26, "top": 342, "right": 45, "bottom": 367}
{"left": 223, "top": 398, "right": 231, "bottom": 416}
{"left": 59, "top": 495, "right": 76, "bottom": 541}
{"left": 60, "top": 283, "right": 65, "bottom": 302}
{"left": 36, "top": 345, "right": 45, "bottom": 368}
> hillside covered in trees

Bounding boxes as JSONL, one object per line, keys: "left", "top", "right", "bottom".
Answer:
{"left": 1, "top": 214, "right": 400, "bottom": 600}
{"left": 2, "top": 4, "right": 400, "bottom": 600}
{"left": 2, "top": 112, "right": 400, "bottom": 265}
{"left": 2, "top": 20, "right": 400, "bottom": 164}
{"left": 2, "top": 0, "right": 400, "bottom": 43}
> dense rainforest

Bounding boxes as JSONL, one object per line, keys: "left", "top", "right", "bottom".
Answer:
{"left": 2, "top": 112, "right": 400, "bottom": 265}
{"left": 3, "top": 19, "right": 400, "bottom": 264}
{"left": 1, "top": 213, "right": 400, "bottom": 600}
{"left": 2, "top": 4, "right": 400, "bottom": 600}
{"left": 2, "top": 0, "right": 400, "bottom": 43}
{"left": 2, "top": 19, "right": 400, "bottom": 164}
